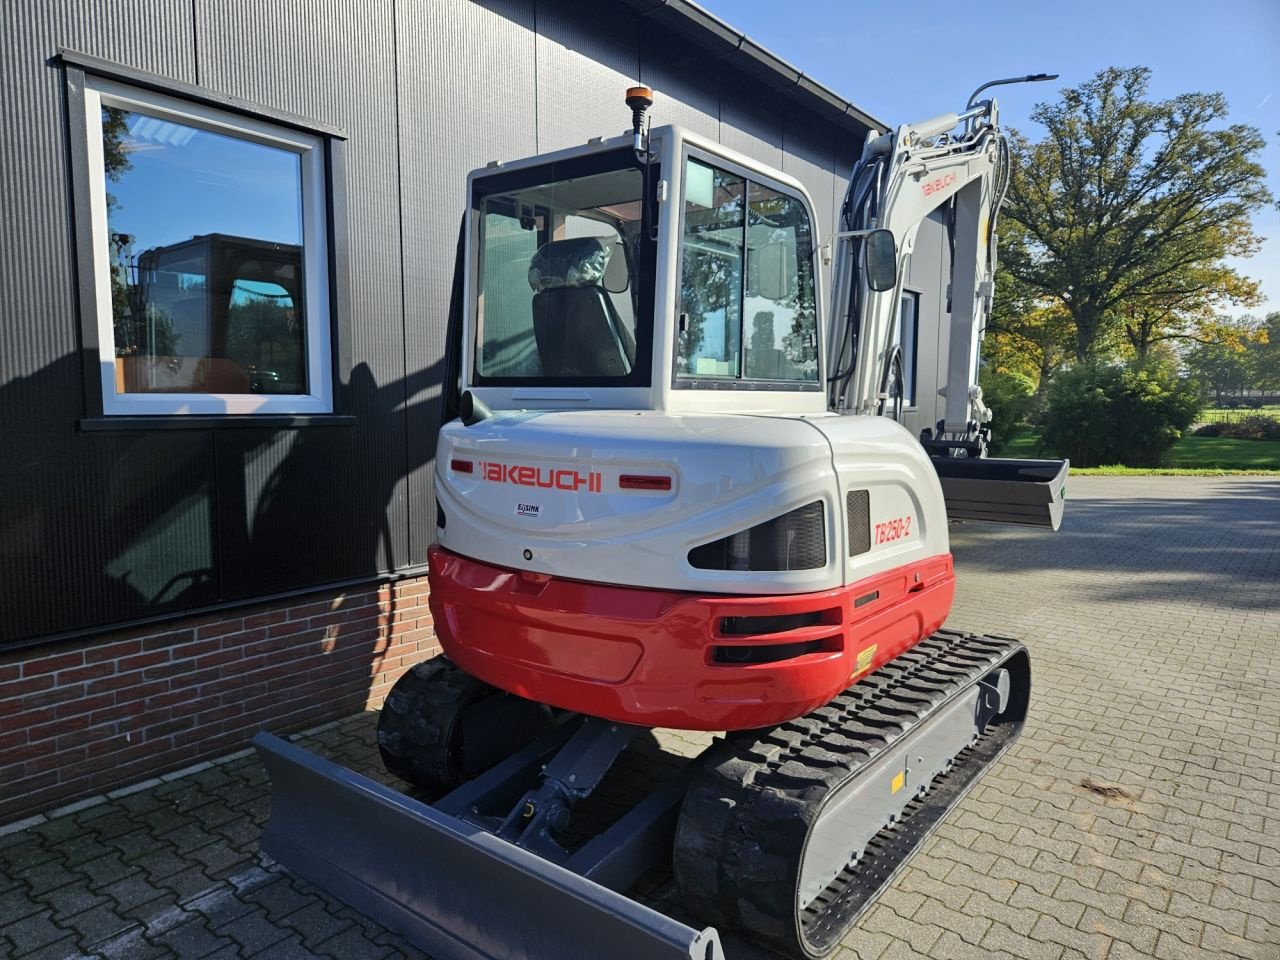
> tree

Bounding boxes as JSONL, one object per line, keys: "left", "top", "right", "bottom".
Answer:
{"left": 1184, "top": 339, "right": 1251, "bottom": 404}
{"left": 1249, "top": 312, "right": 1280, "bottom": 392}
{"left": 1000, "top": 66, "right": 1273, "bottom": 360}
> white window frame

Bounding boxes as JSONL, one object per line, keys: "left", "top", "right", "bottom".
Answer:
{"left": 83, "top": 77, "right": 333, "bottom": 416}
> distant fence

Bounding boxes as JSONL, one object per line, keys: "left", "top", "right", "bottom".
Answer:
{"left": 1198, "top": 405, "right": 1280, "bottom": 425}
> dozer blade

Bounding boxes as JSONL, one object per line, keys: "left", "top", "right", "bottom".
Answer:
{"left": 253, "top": 733, "right": 725, "bottom": 960}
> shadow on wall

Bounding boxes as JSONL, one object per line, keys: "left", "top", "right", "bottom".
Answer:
{"left": 0, "top": 349, "right": 445, "bottom": 648}
{"left": 950, "top": 482, "right": 1280, "bottom": 612}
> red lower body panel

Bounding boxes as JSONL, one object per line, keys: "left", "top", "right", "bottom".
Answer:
{"left": 426, "top": 545, "right": 955, "bottom": 731}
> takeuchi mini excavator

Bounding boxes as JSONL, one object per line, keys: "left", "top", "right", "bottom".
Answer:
{"left": 254, "top": 82, "right": 1068, "bottom": 960}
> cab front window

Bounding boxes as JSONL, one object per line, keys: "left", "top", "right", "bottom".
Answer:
{"left": 472, "top": 150, "right": 654, "bottom": 385}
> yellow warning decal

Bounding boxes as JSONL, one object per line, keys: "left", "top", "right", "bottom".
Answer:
{"left": 891, "top": 770, "right": 905, "bottom": 794}
{"left": 856, "top": 644, "right": 877, "bottom": 674}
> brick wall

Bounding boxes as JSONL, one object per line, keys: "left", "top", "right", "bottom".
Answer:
{"left": 0, "top": 575, "right": 437, "bottom": 825}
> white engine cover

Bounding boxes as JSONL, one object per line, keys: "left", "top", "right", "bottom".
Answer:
{"left": 434, "top": 410, "right": 949, "bottom": 595}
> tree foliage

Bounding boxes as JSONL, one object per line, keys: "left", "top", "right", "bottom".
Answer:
{"left": 1000, "top": 66, "right": 1273, "bottom": 361}
{"left": 1041, "top": 358, "right": 1200, "bottom": 467}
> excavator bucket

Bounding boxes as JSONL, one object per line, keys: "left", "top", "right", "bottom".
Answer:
{"left": 932, "top": 456, "right": 1069, "bottom": 530}
{"left": 253, "top": 733, "right": 725, "bottom": 960}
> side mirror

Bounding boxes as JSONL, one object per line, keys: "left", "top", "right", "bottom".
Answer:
{"left": 865, "top": 229, "right": 897, "bottom": 292}
{"left": 602, "top": 241, "right": 630, "bottom": 294}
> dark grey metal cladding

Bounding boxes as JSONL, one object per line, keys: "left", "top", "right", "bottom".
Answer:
{"left": 195, "top": 0, "right": 412, "bottom": 577}
{"left": 395, "top": 0, "right": 539, "bottom": 566}
{"left": 1, "top": 0, "right": 877, "bottom": 648}
{"left": 536, "top": 0, "right": 642, "bottom": 154}
{"left": 254, "top": 733, "right": 726, "bottom": 960}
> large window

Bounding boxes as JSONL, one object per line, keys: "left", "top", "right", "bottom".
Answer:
{"left": 83, "top": 77, "right": 332, "bottom": 416}
{"left": 677, "top": 157, "right": 818, "bottom": 385}
{"left": 472, "top": 152, "right": 651, "bottom": 385}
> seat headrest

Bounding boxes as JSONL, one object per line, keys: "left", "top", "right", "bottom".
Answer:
{"left": 528, "top": 237, "right": 613, "bottom": 292}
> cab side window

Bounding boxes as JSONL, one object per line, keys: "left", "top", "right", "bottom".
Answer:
{"left": 678, "top": 158, "right": 817, "bottom": 383}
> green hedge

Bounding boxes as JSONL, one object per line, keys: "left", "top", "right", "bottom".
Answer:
{"left": 1041, "top": 360, "right": 1200, "bottom": 467}
{"left": 979, "top": 368, "right": 1038, "bottom": 455}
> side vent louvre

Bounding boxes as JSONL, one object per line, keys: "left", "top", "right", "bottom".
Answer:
{"left": 847, "top": 489, "right": 871, "bottom": 556}
{"left": 688, "top": 502, "right": 826, "bottom": 571}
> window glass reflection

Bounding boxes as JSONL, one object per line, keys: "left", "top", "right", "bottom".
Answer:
{"left": 102, "top": 107, "right": 306, "bottom": 395}
{"left": 743, "top": 183, "right": 818, "bottom": 382}
{"left": 678, "top": 159, "right": 744, "bottom": 377}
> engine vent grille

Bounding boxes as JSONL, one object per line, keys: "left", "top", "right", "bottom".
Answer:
{"left": 847, "top": 489, "right": 871, "bottom": 556}
{"left": 688, "top": 502, "right": 826, "bottom": 571}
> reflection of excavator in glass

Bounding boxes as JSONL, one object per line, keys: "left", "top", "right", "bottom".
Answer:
{"left": 256, "top": 82, "right": 1067, "bottom": 960}
{"left": 113, "top": 233, "right": 304, "bottom": 395}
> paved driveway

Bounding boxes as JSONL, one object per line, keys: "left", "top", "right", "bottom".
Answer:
{"left": 2, "top": 477, "right": 1277, "bottom": 960}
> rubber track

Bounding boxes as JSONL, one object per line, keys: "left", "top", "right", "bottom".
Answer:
{"left": 673, "top": 629, "right": 1029, "bottom": 959}
{"left": 376, "top": 655, "right": 495, "bottom": 790}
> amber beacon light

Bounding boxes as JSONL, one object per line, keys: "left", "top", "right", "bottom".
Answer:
{"left": 625, "top": 84, "right": 652, "bottom": 152}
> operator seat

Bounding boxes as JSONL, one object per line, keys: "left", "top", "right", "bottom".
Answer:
{"left": 528, "top": 236, "right": 634, "bottom": 378}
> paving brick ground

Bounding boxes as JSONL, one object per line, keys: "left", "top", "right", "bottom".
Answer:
{"left": 1, "top": 476, "right": 1277, "bottom": 960}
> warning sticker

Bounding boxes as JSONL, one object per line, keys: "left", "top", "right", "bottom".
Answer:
{"left": 855, "top": 644, "right": 877, "bottom": 674}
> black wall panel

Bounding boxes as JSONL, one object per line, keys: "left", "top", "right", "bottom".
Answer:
{"left": 533, "top": 0, "right": 641, "bottom": 154}
{"left": 719, "top": 75, "right": 785, "bottom": 172}
{"left": 195, "top": 0, "right": 411, "bottom": 581}
{"left": 0, "top": 0, "right": 873, "bottom": 648}
{"left": 395, "top": 0, "right": 539, "bottom": 567}
{"left": 637, "top": 22, "right": 719, "bottom": 142}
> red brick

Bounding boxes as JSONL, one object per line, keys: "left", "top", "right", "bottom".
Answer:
{"left": 0, "top": 673, "right": 55, "bottom": 698}
{"left": 218, "top": 626, "right": 267, "bottom": 648}
{"left": 244, "top": 608, "right": 289, "bottom": 629}
{"left": 87, "top": 673, "right": 149, "bottom": 695}
{"left": 193, "top": 649, "right": 245, "bottom": 671}
{"left": 22, "top": 684, "right": 86, "bottom": 711}
{"left": 0, "top": 741, "right": 47, "bottom": 767}
{"left": 54, "top": 692, "right": 115, "bottom": 718}
{"left": 196, "top": 618, "right": 244, "bottom": 640}
{"left": 27, "top": 713, "right": 91, "bottom": 743}
{"left": 129, "top": 680, "right": 170, "bottom": 702}
{"left": 142, "top": 661, "right": 198, "bottom": 681}
{"left": 288, "top": 599, "right": 336, "bottom": 621}
{"left": 0, "top": 728, "right": 29, "bottom": 751}
{"left": 85, "top": 639, "right": 141, "bottom": 663}
{"left": 167, "top": 637, "right": 224, "bottom": 662}
{"left": 27, "top": 746, "right": 88, "bottom": 774}
{"left": 22, "top": 651, "right": 84, "bottom": 677}
{"left": 88, "top": 701, "right": 145, "bottom": 725}
{"left": 116, "top": 649, "right": 171, "bottom": 673}
{"left": 140, "top": 717, "right": 195, "bottom": 741}
{"left": 54, "top": 725, "right": 121, "bottom": 751}
{"left": 56, "top": 661, "right": 116, "bottom": 684}
{"left": 0, "top": 664, "right": 20, "bottom": 683}
{"left": 140, "top": 628, "right": 196, "bottom": 651}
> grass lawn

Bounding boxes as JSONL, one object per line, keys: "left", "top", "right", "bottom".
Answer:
{"left": 998, "top": 431, "right": 1280, "bottom": 474}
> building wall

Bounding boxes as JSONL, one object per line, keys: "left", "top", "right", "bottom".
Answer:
{"left": 0, "top": 0, "right": 870, "bottom": 821}
{"left": 902, "top": 211, "right": 954, "bottom": 439}
{"left": 0, "top": 576, "right": 438, "bottom": 824}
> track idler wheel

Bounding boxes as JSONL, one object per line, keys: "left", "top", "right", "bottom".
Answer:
{"left": 377, "top": 655, "right": 554, "bottom": 791}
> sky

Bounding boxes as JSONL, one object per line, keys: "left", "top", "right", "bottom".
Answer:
{"left": 700, "top": 0, "right": 1280, "bottom": 316}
